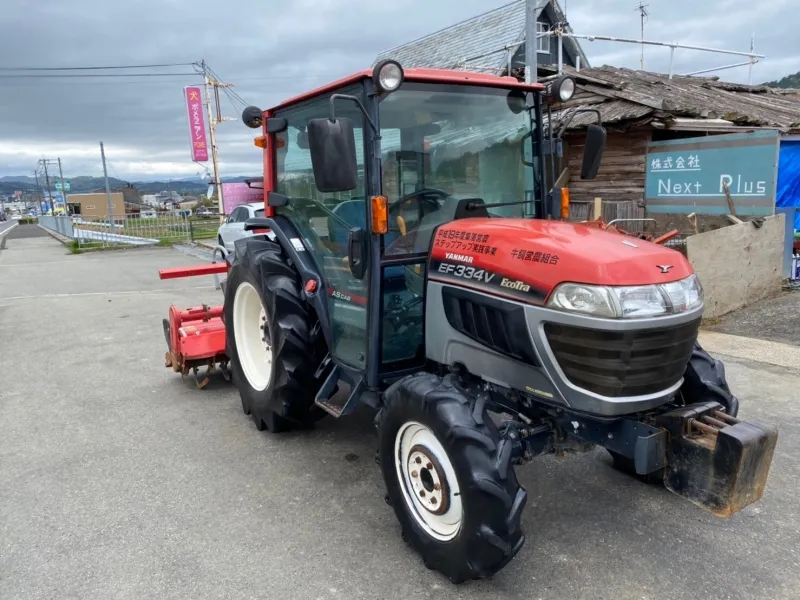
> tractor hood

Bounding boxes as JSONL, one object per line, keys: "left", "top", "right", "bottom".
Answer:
{"left": 428, "top": 218, "right": 694, "bottom": 304}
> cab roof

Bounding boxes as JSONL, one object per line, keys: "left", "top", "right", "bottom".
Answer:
{"left": 268, "top": 68, "right": 545, "bottom": 112}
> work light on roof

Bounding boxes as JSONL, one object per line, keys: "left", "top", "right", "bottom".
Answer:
{"left": 546, "top": 75, "right": 576, "bottom": 103}
{"left": 373, "top": 60, "right": 404, "bottom": 94}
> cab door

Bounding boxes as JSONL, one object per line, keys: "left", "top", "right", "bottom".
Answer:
{"left": 273, "top": 87, "right": 370, "bottom": 373}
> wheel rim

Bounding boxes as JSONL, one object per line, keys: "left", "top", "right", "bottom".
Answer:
{"left": 394, "top": 421, "right": 462, "bottom": 541}
{"left": 233, "top": 281, "right": 273, "bottom": 391}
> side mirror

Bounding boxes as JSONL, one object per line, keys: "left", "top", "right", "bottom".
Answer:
{"left": 506, "top": 90, "right": 526, "bottom": 115}
{"left": 242, "top": 106, "right": 263, "bottom": 129}
{"left": 580, "top": 123, "right": 606, "bottom": 180}
{"left": 296, "top": 130, "right": 309, "bottom": 150}
{"left": 307, "top": 117, "right": 358, "bottom": 192}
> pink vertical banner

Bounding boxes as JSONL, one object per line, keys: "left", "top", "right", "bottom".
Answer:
{"left": 184, "top": 86, "right": 209, "bottom": 162}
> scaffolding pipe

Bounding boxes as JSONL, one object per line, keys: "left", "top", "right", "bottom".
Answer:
{"left": 683, "top": 60, "right": 757, "bottom": 77}
{"left": 668, "top": 45, "right": 675, "bottom": 79}
{"left": 560, "top": 32, "right": 764, "bottom": 59}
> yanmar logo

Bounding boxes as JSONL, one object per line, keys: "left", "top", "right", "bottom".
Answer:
{"left": 445, "top": 252, "right": 473, "bottom": 264}
{"left": 500, "top": 278, "right": 531, "bottom": 292}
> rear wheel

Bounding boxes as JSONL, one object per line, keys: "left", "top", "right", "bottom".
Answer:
{"left": 224, "top": 238, "right": 326, "bottom": 432}
{"left": 376, "top": 372, "right": 527, "bottom": 583}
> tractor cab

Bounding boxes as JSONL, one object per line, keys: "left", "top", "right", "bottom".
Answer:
{"left": 243, "top": 61, "right": 605, "bottom": 388}
{"left": 242, "top": 61, "right": 605, "bottom": 398}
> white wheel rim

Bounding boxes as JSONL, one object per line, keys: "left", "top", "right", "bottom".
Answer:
{"left": 233, "top": 281, "right": 273, "bottom": 391}
{"left": 394, "top": 421, "right": 463, "bottom": 541}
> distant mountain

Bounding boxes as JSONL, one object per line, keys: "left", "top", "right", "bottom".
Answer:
{"left": 764, "top": 71, "right": 800, "bottom": 89}
{"left": 0, "top": 175, "right": 37, "bottom": 184}
{"left": 0, "top": 174, "right": 256, "bottom": 196}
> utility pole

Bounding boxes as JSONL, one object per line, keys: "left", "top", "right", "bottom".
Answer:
{"left": 42, "top": 159, "right": 53, "bottom": 215}
{"left": 201, "top": 60, "right": 225, "bottom": 224}
{"left": 200, "top": 60, "right": 235, "bottom": 223}
{"left": 636, "top": 2, "right": 649, "bottom": 70}
{"left": 57, "top": 158, "right": 68, "bottom": 215}
{"left": 34, "top": 170, "right": 46, "bottom": 215}
{"left": 100, "top": 142, "right": 115, "bottom": 228}
{"left": 525, "top": 0, "right": 538, "bottom": 84}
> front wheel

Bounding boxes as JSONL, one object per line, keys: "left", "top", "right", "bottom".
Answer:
{"left": 376, "top": 373, "right": 527, "bottom": 583}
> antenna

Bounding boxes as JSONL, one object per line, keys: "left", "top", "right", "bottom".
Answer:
{"left": 635, "top": 2, "right": 649, "bottom": 70}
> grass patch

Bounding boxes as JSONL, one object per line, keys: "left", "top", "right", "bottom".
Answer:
{"left": 68, "top": 239, "right": 107, "bottom": 254}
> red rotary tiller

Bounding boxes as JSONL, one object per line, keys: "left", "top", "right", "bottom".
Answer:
{"left": 160, "top": 261, "right": 231, "bottom": 389}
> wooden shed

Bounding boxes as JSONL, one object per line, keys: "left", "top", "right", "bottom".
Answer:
{"left": 536, "top": 65, "right": 800, "bottom": 229}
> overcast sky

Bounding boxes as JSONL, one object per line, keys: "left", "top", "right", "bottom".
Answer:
{"left": 0, "top": 0, "right": 795, "bottom": 181}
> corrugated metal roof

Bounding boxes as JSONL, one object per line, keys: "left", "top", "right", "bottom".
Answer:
{"left": 374, "top": 0, "right": 539, "bottom": 72}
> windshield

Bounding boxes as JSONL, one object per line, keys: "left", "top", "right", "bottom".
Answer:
{"left": 379, "top": 83, "right": 534, "bottom": 255}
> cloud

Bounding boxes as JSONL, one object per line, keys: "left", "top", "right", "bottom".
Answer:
{"left": 0, "top": 0, "right": 794, "bottom": 180}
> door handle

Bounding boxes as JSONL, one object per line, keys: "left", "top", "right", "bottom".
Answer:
{"left": 347, "top": 227, "right": 367, "bottom": 280}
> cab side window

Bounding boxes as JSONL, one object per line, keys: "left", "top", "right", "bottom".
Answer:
{"left": 273, "top": 86, "right": 370, "bottom": 370}
{"left": 274, "top": 86, "right": 367, "bottom": 260}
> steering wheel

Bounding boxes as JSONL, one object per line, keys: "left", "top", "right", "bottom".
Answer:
{"left": 387, "top": 187, "right": 448, "bottom": 242}
{"left": 387, "top": 188, "right": 449, "bottom": 213}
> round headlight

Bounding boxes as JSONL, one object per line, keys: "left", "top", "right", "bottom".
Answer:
{"left": 372, "top": 59, "right": 404, "bottom": 94}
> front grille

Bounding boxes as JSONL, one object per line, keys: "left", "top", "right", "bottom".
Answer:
{"left": 544, "top": 318, "right": 700, "bottom": 398}
{"left": 442, "top": 288, "right": 539, "bottom": 365}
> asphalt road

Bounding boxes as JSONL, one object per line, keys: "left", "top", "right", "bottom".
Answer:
{"left": 706, "top": 289, "right": 800, "bottom": 346}
{"left": 0, "top": 219, "right": 18, "bottom": 240}
{"left": 1, "top": 231, "right": 798, "bottom": 600}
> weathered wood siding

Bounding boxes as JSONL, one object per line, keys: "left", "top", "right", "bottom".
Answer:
{"left": 565, "top": 127, "right": 650, "bottom": 204}
{"left": 564, "top": 127, "right": 650, "bottom": 230}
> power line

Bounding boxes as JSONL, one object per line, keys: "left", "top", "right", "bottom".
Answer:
{"left": 205, "top": 64, "right": 250, "bottom": 108}
{"left": 0, "top": 62, "right": 197, "bottom": 71}
{"left": 0, "top": 72, "right": 197, "bottom": 79}
{"left": 3, "top": 79, "right": 201, "bottom": 87}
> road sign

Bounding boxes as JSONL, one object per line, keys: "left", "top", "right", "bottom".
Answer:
{"left": 55, "top": 181, "right": 71, "bottom": 192}
{"left": 645, "top": 130, "right": 780, "bottom": 216}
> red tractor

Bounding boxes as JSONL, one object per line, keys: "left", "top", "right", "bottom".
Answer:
{"left": 161, "top": 61, "right": 778, "bottom": 583}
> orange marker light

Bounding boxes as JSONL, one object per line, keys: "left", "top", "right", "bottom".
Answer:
{"left": 254, "top": 136, "right": 267, "bottom": 148}
{"left": 560, "top": 188, "right": 570, "bottom": 220}
{"left": 371, "top": 195, "right": 389, "bottom": 234}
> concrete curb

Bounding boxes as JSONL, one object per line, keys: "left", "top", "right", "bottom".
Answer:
{"left": 698, "top": 330, "right": 800, "bottom": 370}
{"left": 36, "top": 224, "right": 72, "bottom": 246}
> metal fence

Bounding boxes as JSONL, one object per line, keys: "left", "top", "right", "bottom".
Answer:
{"left": 38, "top": 215, "right": 74, "bottom": 238}
{"left": 38, "top": 212, "right": 219, "bottom": 249}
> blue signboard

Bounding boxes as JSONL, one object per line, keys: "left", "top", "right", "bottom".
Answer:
{"left": 645, "top": 130, "right": 780, "bottom": 216}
